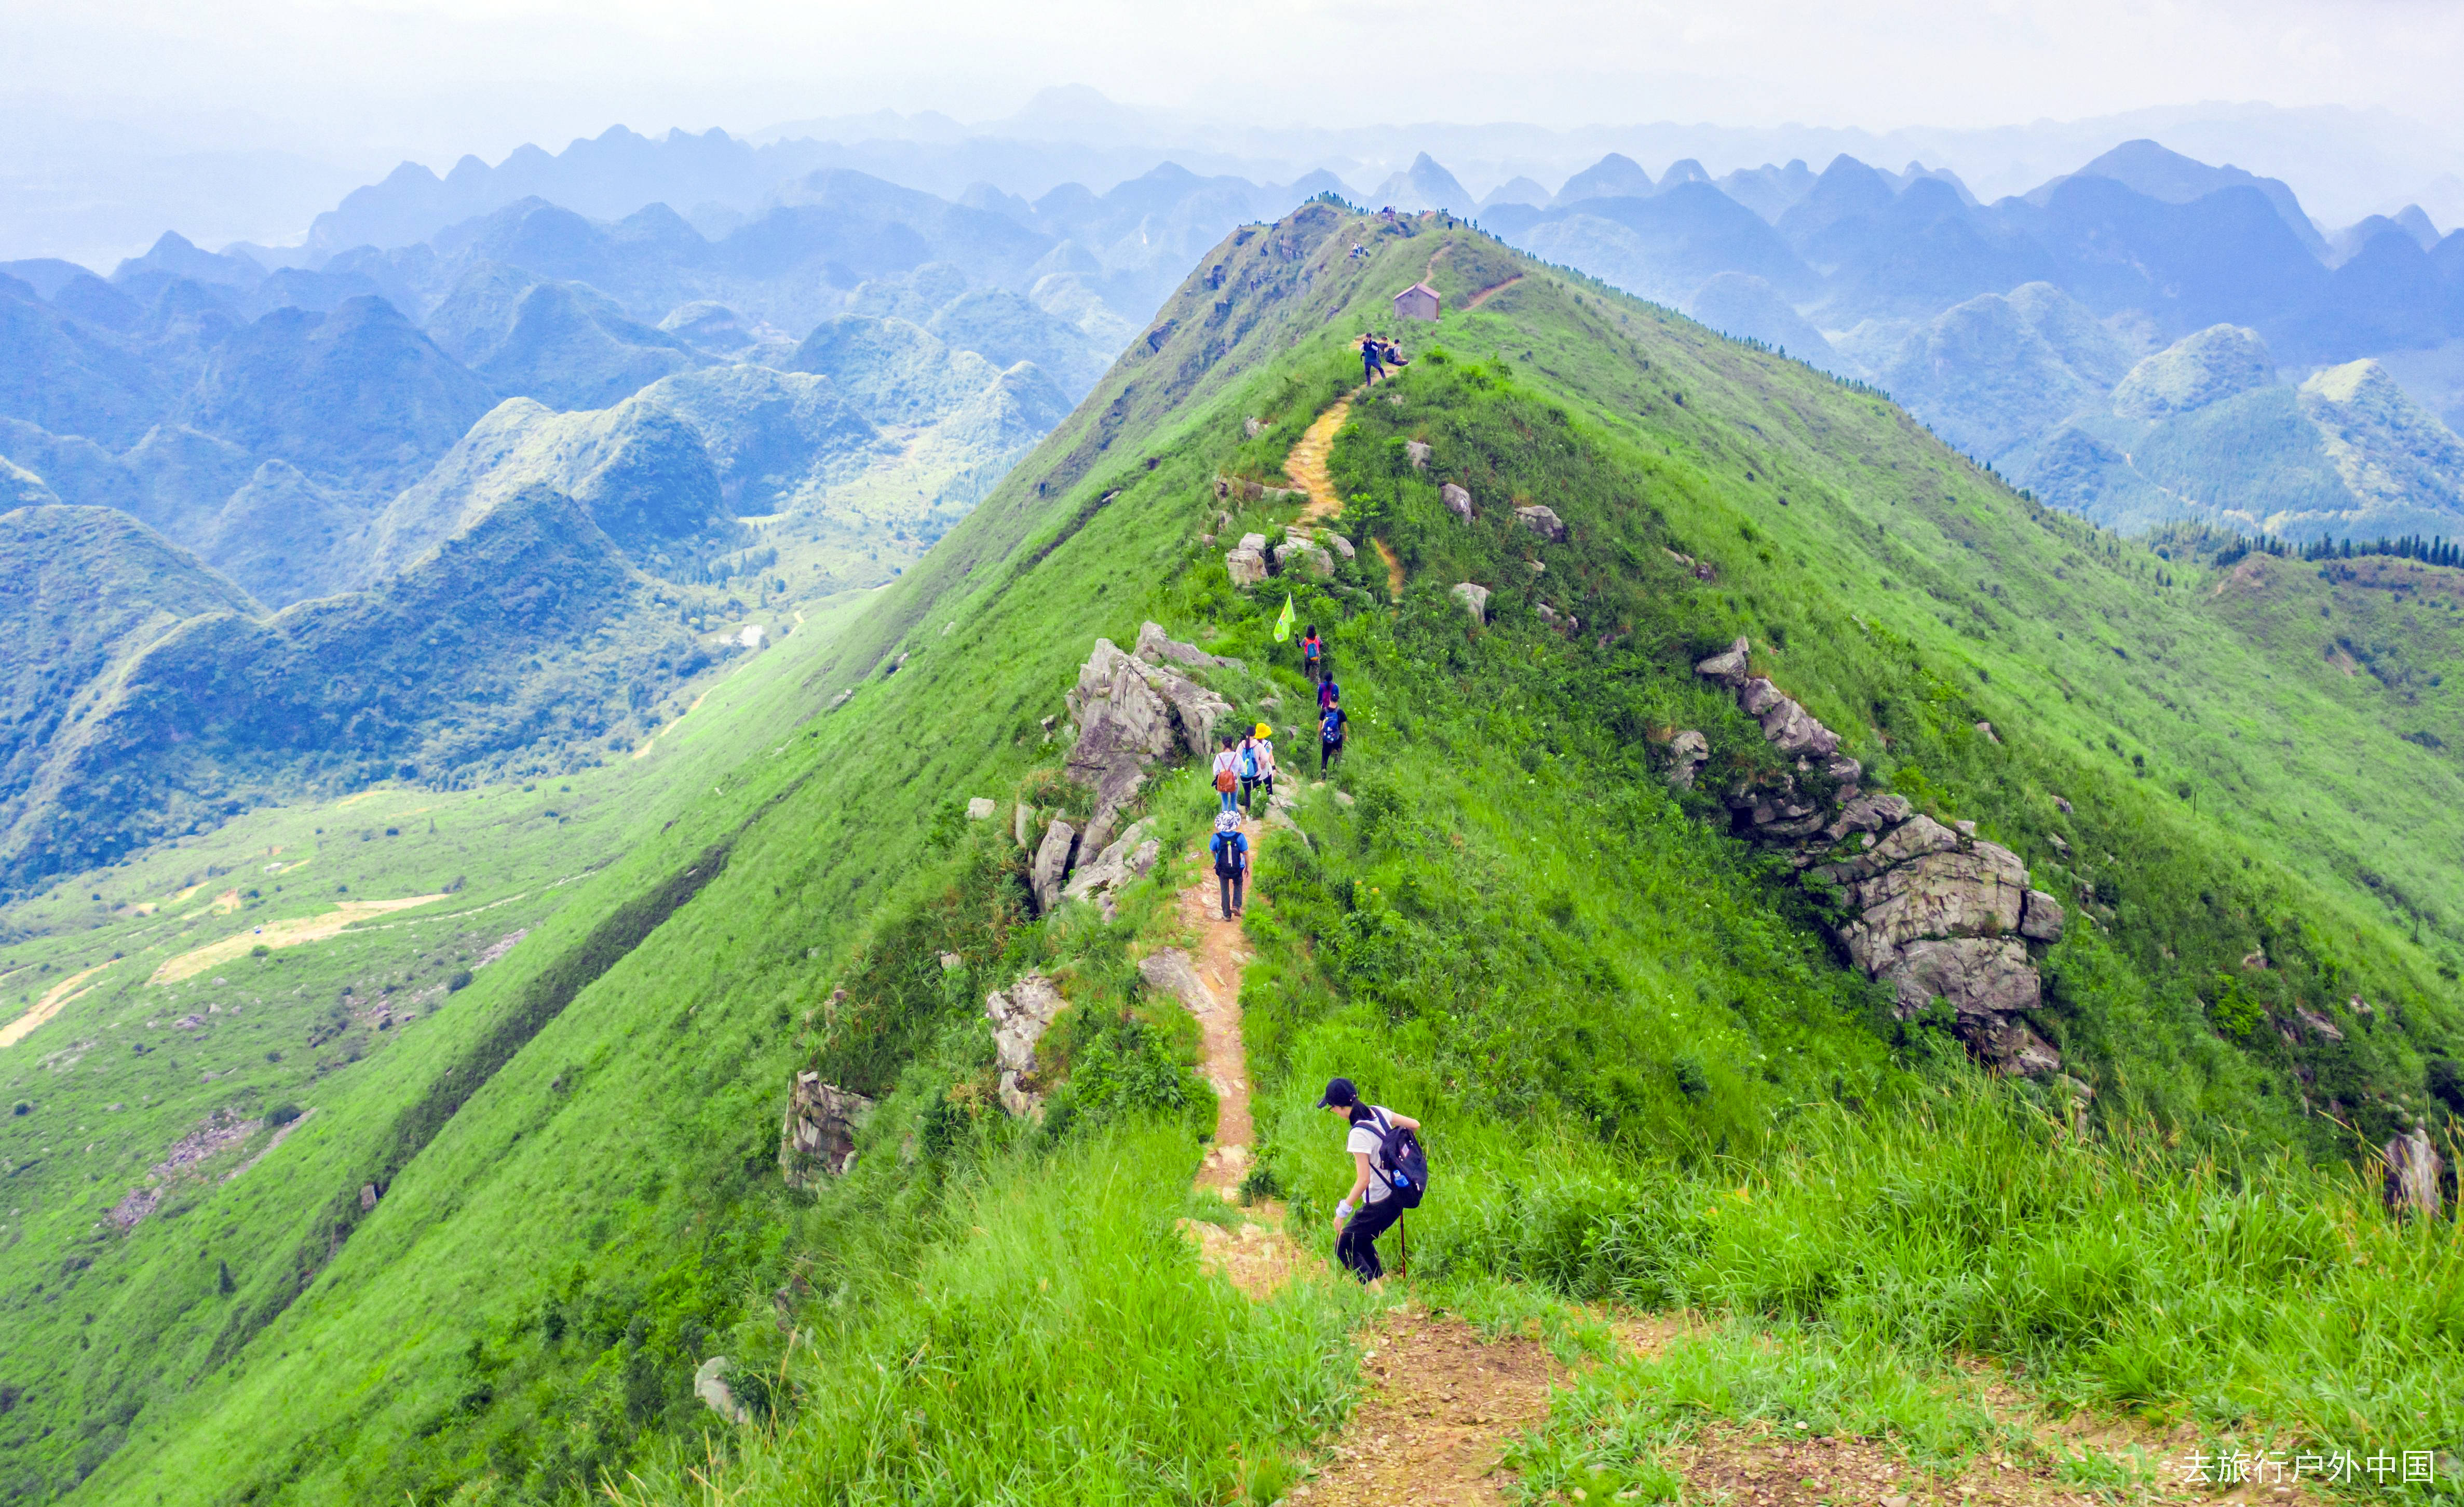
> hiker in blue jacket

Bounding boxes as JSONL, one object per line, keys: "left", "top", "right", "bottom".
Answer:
{"left": 1318, "top": 1076, "right": 1420, "bottom": 1284}
{"left": 1208, "top": 811, "right": 1250, "bottom": 921}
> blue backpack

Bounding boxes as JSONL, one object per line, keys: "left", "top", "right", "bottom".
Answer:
{"left": 1370, "top": 1108, "right": 1428, "bottom": 1208}
{"left": 1239, "top": 744, "right": 1260, "bottom": 780}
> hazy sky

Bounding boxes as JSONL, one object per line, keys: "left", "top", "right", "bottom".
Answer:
{"left": 7, "top": 0, "right": 2462, "bottom": 166}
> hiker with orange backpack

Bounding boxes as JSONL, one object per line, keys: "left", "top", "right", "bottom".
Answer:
{"left": 1211, "top": 734, "right": 1240, "bottom": 814}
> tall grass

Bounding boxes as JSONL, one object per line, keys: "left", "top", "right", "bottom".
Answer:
{"left": 1270, "top": 1070, "right": 2464, "bottom": 1460}
{"left": 614, "top": 1127, "right": 1362, "bottom": 1506}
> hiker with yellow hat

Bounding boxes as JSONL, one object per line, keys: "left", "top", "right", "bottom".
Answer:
{"left": 1237, "top": 720, "right": 1276, "bottom": 815}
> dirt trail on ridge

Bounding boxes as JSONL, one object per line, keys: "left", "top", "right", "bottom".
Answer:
{"left": 1285, "top": 382, "right": 1405, "bottom": 598}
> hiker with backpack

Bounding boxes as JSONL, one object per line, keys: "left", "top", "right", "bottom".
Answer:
{"left": 1318, "top": 1076, "right": 1425, "bottom": 1285}
{"left": 1301, "top": 625, "right": 1324, "bottom": 684}
{"left": 1209, "top": 811, "right": 1250, "bottom": 921}
{"left": 1317, "top": 672, "right": 1340, "bottom": 714}
{"left": 1362, "top": 335, "right": 1385, "bottom": 385}
{"left": 1239, "top": 722, "right": 1274, "bottom": 813}
{"left": 1212, "top": 734, "right": 1241, "bottom": 813}
{"left": 1319, "top": 697, "right": 1347, "bottom": 773}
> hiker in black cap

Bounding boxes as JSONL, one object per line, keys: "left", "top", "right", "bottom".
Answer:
{"left": 1317, "top": 1077, "right": 1424, "bottom": 1285}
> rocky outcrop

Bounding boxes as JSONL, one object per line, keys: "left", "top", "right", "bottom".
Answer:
{"left": 1452, "top": 582, "right": 1491, "bottom": 623}
{"left": 1065, "top": 634, "right": 1231, "bottom": 837}
{"left": 1063, "top": 819, "right": 1161, "bottom": 919}
{"left": 1515, "top": 505, "right": 1568, "bottom": 543}
{"left": 1663, "top": 729, "right": 1708, "bottom": 790}
{"left": 986, "top": 972, "right": 1068, "bottom": 1116}
{"left": 779, "top": 1072, "right": 876, "bottom": 1188}
{"left": 1134, "top": 620, "right": 1241, "bottom": 670}
{"left": 1271, "top": 540, "right": 1334, "bottom": 579}
{"left": 1696, "top": 636, "right": 2067, "bottom": 1077}
{"left": 2385, "top": 1127, "right": 2444, "bottom": 1218}
{"left": 1405, "top": 440, "right": 1431, "bottom": 469}
{"left": 1030, "top": 818, "right": 1078, "bottom": 915}
{"left": 694, "top": 1357, "right": 751, "bottom": 1424}
{"left": 1441, "top": 482, "right": 1473, "bottom": 522}
{"left": 1226, "top": 534, "right": 1269, "bottom": 585}
{"left": 1137, "top": 946, "right": 1217, "bottom": 1016}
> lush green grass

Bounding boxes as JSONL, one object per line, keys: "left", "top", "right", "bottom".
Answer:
{"left": 610, "top": 1129, "right": 1361, "bottom": 1507}
{"left": 22, "top": 206, "right": 2464, "bottom": 1507}
{"left": 0, "top": 592, "right": 870, "bottom": 1503}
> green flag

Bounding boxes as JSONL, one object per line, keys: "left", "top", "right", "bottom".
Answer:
{"left": 1274, "top": 593, "right": 1295, "bottom": 642}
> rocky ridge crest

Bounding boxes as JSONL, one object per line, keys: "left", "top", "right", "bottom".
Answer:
{"left": 1691, "top": 637, "right": 2068, "bottom": 1076}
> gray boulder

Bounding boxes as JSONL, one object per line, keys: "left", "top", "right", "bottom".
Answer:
{"left": 1226, "top": 547, "right": 1268, "bottom": 586}
{"left": 1451, "top": 582, "right": 1491, "bottom": 623}
{"left": 1272, "top": 542, "right": 1335, "bottom": 579}
{"left": 2019, "top": 890, "right": 2066, "bottom": 942}
{"left": 986, "top": 972, "right": 1068, "bottom": 1116}
{"left": 694, "top": 1358, "right": 751, "bottom": 1424}
{"left": 1694, "top": 636, "right": 1751, "bottom": 684}
{"left": 1138, "top": 946, "right": 1219, "bottom": 1016}
{"left": 1663, "top": 729, "right": 1709, "bottom": 790}
{"left": 1515, "top": 504, "right": 1568, "bottom": 543}
{"left": 1969, "top": 1013, "right": 2063, "bottom": 1077}
{"left": 1405, "top": 439, "right": 1431, "bottom": 468}
{"left": 965, "top": 797, "right": 996, "bottom": 820}
{"left": 1134, "top": 621, "right": 1240, "bottom": 669}
{"left": 2385, "top": 1128, "right": 2444, "bottom": 1218}
{"left": 1065, "top": 637, "right": 1231, "bottom": 835}
{"left": 1031, "top": 818, "right": 1078, "bottom": 915}
{"left": 1883, "top": 937, "right": 2041, "bottom": 1019}
{"left": 1441, "top": 482, "right": 1473, "bottom": 522}
{"left": 1323, "top": 532, "right": 1357, "bottom": 561}
{"left": 1062, "top": 819, "right": 1160, "bottom": 910}
{"left": 779, "top": 1072, "right": 876, "bottom": 1188}
{"left": 1837, "top": 838, "right": 2029, "bottom": 975}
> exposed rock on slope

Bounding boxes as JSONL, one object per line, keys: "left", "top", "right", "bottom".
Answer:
{"left": 985, "top": 972, "right": 1068, "bottom": 1115}
{"left": 1064, "top": 626, "right": 1233, "bottom": 843}
{"left": 777, "top": 1073, "right": 875, "bottom": 1188}
{"left": 1696, "top": 637, "right": 2067, "bottom": 1074}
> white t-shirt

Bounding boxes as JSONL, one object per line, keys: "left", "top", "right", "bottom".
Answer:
{"left": 1346, "top": 1107, "right": 1398, "bottom": 1204}
{"left": 1212, "top": 749, "right": 1239, "bottom": 779}
{"left": 1254, "top": 738, "right": 1276, "bottom": 776}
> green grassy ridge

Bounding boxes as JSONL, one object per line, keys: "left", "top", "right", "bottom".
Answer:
{"left": 61, "top": 211, "right": 1486, "bottom": 1504}
{"left": 641, "top": 214, "right": 2464, "bottom": 1505}
{"left": 46, "top": 207, "right": 2464, "bottom": 1505}
{"left": 0, "top": 594, "right": 864, "bottom": 1504}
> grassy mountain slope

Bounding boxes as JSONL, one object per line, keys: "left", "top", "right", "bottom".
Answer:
{"left": 24, "top": 206, "right": 2464, "bottom": 1506}
{"left": 0, "top": 588, "right": 870, "bottom": 1504}
{"left": 0, "top": 489, "right": 735, "bottom": 890}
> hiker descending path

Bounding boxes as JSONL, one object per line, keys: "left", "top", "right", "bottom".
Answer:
{"left": 1150, "top": 800, "right": 1561, "bottom": 1501}
{"left": 1284, "top": 382, "right": 1406, "bottom": 598}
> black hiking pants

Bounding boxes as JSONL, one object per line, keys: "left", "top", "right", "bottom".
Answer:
{"left": 1337, "top": 1196, "right": 1404, "bottom": 1282}
{"left": 1320, "top": 738, "right": 1343, "bottom": 773}
{"left": 1218, "top": 869, "right": 1245, "bottom": 918}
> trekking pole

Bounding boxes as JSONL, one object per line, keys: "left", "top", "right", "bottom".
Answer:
{"left": 1397, "top": 1216, "right": 1408, "bottom": 1277}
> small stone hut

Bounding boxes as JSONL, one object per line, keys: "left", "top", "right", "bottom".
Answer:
{"left": 1393, "top": 281, "right": 1441, "bottom": 322}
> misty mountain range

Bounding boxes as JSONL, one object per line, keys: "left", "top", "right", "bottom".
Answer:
{"left": 9, "top": 105, "right": 2464, "bottom": 886}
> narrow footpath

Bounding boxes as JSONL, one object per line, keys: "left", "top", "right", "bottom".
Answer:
{"left": 1157, "top": 391, "right": 1556, "bottom": 1502}
{"left": 1284, "top": 375, "right": 1405, "bottom": 597}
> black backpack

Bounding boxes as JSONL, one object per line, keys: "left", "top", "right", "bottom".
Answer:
{"left": 1210, "top": 831, "right": 1243, "bottom": 877}
{"left": 1370, "top": 1108, "right": 1429, "bottom": 1208}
